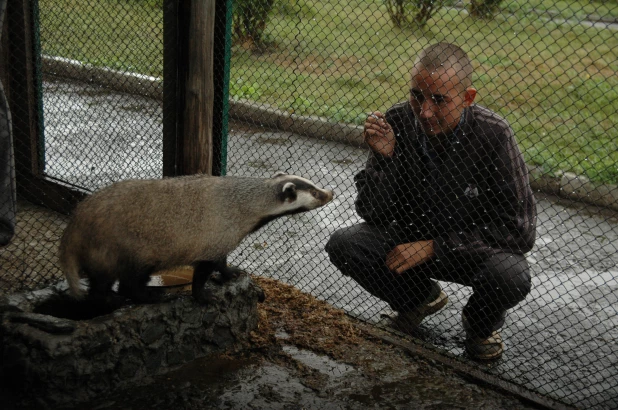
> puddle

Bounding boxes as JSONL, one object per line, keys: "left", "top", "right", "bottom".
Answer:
{"left": 347, "top": 376, "right": 460, "bottom": 407}
{"left": 84, "top": 353, "right": 355, "bottom": 410}
{"left": 83, "top": 355, "right": 263, "bottom": 410}
{"left": 155, "top": 355, "right": 258, "bottom": 389}
{"left": 282, "top": 345, "right": 355, "bottom": 377}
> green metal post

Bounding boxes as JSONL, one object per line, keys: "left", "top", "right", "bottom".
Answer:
{"left": 213, "top": 0, "right": 233, "bottom": 176}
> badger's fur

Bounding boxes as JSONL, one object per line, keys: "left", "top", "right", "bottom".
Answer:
{"left": 59, "top": 172, "right": 334, "bottom": 304}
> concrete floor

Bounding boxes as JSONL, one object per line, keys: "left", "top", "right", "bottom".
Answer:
{"left": 6, "top": 75, "right": 616, "bottom": 409}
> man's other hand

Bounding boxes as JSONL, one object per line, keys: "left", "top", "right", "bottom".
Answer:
{"left": 386, "top": 240, "right": 435, "bottom": 274}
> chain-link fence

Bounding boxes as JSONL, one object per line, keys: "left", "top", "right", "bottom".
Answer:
{"left": 1, "top": 0, "right": 617, "bottom": 408}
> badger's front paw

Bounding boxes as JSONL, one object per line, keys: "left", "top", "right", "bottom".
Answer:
{"left": 214, "top": 265, "right": 244, "bottom": 284}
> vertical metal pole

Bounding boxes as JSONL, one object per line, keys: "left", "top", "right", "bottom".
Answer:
{"left": 4, "top": 0, "right": 40, "bottom": 178}
{"left": 162, "top": 0, "right": 178, "bottom": 177}
{"left": 30, "top": 0, "right": 44, "bottom": 171}
{"left": 0, "top": 0, "right": 16, "bottom": 245}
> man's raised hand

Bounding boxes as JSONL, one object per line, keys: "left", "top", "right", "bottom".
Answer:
{"left": 364, "top": 111, "right": 396, "bottom": 158}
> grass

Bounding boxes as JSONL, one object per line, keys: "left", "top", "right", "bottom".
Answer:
{"left": 38, "top": 0, "right": 164, "bottom": 76}
{"left": 501, "top": 0, "right": 618, "bottom": 22}
{"left": 38, "top": 0, "right": 618, "bottom": 185}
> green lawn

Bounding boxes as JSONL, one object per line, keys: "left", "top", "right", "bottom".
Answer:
{"left": 501, "top": 0, "right": 618, "bottom": 22}
{"left": 38, "top": 0, "right": 164, "bottom": 76}
{"left": 38, "top": 0, "right": 618, "bottom": 185}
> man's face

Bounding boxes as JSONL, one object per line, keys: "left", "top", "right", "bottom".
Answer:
{"left": 408, "top": 66, "right": 476, "bottom": 137}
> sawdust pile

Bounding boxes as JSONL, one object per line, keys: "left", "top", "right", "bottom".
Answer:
{"left": 249, "top": 276, "right": 364, "bottom": 356}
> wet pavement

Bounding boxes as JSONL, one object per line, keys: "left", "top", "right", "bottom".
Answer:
{"left": 38, "top": 76, "right": 618, "bottom": 409}
{"left": 46, "top": 277, "right": 543, "bottom": 410}
{"left": 70, "top": 343, "right": 541, "bottom": 410}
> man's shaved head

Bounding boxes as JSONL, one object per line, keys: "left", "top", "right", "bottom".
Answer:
{"left": 413, "top": 42, "right": 473, "bottom": 90}
{"left": 408, "top": 42, "right": 477, "bottom": 137}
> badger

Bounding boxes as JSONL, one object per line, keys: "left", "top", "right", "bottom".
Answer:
{"left": 59, "top": 172, "right": 334, "bottom": 304}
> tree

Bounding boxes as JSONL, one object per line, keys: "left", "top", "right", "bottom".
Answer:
{"left": 469, "top": 0, "right": 504, "bottom": 19}
{"left": 233, "top": 0, "right": 275, "bottom": 47}
{"left": 384, "top": 0, "right": 446, "bottom": 29}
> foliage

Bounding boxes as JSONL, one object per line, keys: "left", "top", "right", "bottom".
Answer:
{"left": 233, "top": 0, "right": 276, "bottom": 47}
{"left": 469, "top": 0, "right": 504, "bottom": 18}
{"left": 273, "top": 0, "right": 317, "bottom": 18}
{"left": 384, "top": 0, "right": 447, "bottom": 28}
{"left": 38, "top": 0, "right": 618, "bottom": 184}
{"left": 230, "top": 77, "right": 262, "bottom": 100}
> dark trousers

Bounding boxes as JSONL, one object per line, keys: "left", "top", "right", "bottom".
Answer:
{"left": 325, "top": 223, "right": 531, "bottom": 338}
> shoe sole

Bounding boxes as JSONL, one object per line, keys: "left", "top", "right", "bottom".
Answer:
{"left": 389, "top": 291, "right": 449, "bottom": 332}
{"left": 465, "top": 344, "right": 504, "bottom": 360}
{"left": 464, "top": 330, "right": 504, "bottom": 360}
{"left": 420, "top": 290, "right": 448, "bottom": 316}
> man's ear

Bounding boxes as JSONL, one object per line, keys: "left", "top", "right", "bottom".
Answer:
{"left": 464, "top": 87, "right": 477, "bottom": 107}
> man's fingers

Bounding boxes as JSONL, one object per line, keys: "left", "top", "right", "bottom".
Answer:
{"left": 364, "top": 130, "right": 390, "bottom": 147}
{"left": 368, "top": 111, "right": 384, "bottom": 120}
{"left": 387, "top": 247, "right": 423, "bottom": 273}
{"left": 391, "top": 261, "right": 404, "bottom": 274}
{"left": 366, "top": 112, "right": 389, "bottom": 130}
{"left": 364, "top": 124, "right": 385, "bottom": 134}
{"left": 365, "top": 122, "right": 388, "bottom": 136}
{"left": 386, "top": 251, "right": 407, "bottom": 273}
{"left": 393, "top": 258, "right": 415, "bottom": 274}
{"left": 392, "top": 260, "right": 409, "bottom": 275}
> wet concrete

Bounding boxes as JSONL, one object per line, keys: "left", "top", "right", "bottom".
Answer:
{"left": 37, "top": 75, "right": 618, "bottom": 409}
{"left": 54, "top": 334, "right": 541, "bottom": 410}
{"left": 221, "top": 128, "right": 618, "bottom": 410}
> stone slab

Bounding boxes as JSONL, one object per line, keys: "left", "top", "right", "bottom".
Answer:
{"left": 0, "top": 273, "right": 263, "bottom": 407}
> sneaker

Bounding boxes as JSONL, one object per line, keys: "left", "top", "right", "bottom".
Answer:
{"left": 391, "top": 290, "right": 448, "bottom": 334}
{"left": 462, "top": 313, "right": 504, "bottom": 360}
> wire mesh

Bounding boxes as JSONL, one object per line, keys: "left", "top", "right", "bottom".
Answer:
{"left": 1, "top": 0, "right": 617, "bottom": 408}
{"left": 1, "top": 0, "right": 165, "bottom": 293}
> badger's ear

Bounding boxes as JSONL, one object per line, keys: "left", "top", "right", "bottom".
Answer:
{"left": 281, "top": 182, "right": 297, "bottom": 202}
{"left": 272, "top": 171, "right": 287, "bottom": 178}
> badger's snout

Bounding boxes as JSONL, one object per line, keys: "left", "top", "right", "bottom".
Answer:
{"left": 312, "top": 186, "right": 334, "bottom": 206}
{"left": 276, "top": 174, "right": 334, "bottom": 212}
{"left": 322, "top": 189, "right": 334, "bottom": 204}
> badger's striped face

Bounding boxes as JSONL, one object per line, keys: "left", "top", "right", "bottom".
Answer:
{"left": 249, "top": 173, "right": 334, "bottom": 233}
{"left": 274, "top": 174, "right": 334, "bottom": 216}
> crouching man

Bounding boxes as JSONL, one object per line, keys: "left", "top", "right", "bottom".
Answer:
{"left": 326, "top": 42, "right": 536, "bottom": 360}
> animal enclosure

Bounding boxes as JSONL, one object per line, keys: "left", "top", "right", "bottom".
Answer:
{"left": 1, "top": 0, "right": 617, "bottom": 408}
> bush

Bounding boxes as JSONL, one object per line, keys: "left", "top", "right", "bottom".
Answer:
{"left": 273, "top": 0, "right": 316, "bottom": 18}
{"left": 384, "top": 0, "right": 446, "bottom": 28}
{"left": 469, "top": 0, "right": 504, "bottom": 19}
{"left": 233, "top": 0, "right": 275, "bottom": 46}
